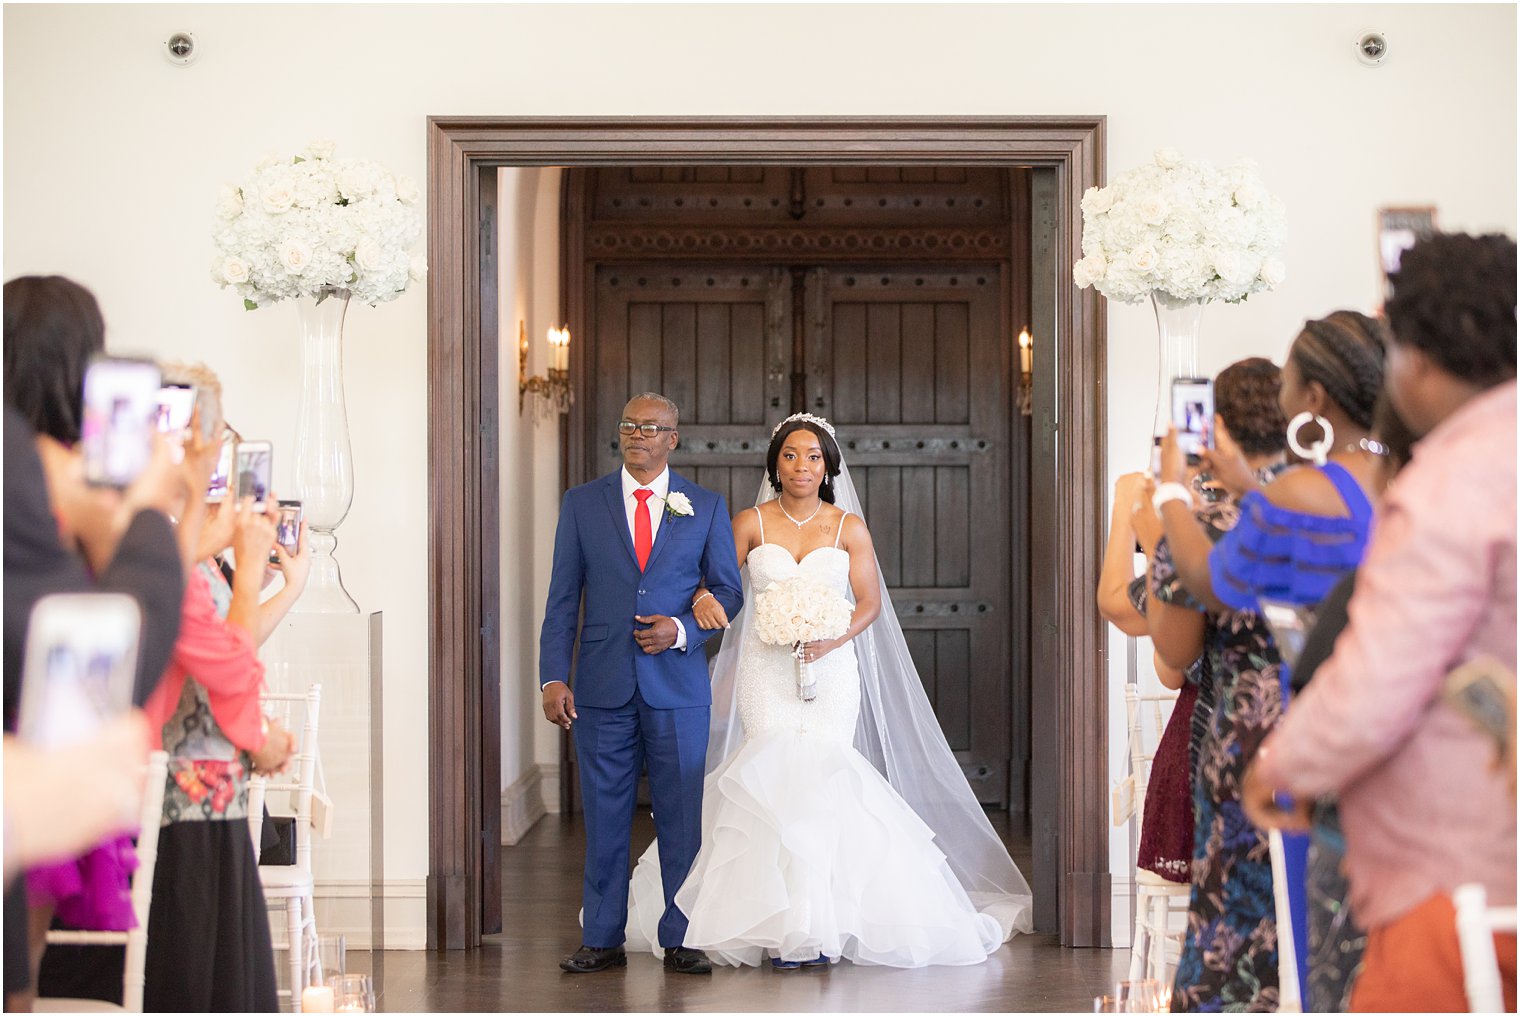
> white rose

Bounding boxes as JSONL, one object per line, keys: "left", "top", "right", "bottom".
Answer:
{"left": 355, "top": 239, "right": 385, "bottom": 272}
{"left": 221, "top": 256, "right": 251, "bottom": 285}
{"left": 337, "top": 166, "right": 373, "bottom": 201}
{"left": 1212, "top": 250, "right": 1247, "bottom": 283}
{"left": 1128, "top": 245, "right": 1160, "bottom": 273}
{"left": 216, "top": 184, "right": 244, "bottom": 220}
{"left": 1072, "top": 254, "right": 1107, "bottom": 289}
{"left": 1138, "top": 197, "right": 1169, "bottom": 225}
{"left": 1154, "top": 147, "right": 1183, "bottom": 170}
{"left": 395, "top": 175, "right": 421, "bottom": 205}
{"left": 665, "top": 491, "right": 694, "bottom": 517}
{"left": 409, "top": 254, "right": 428, "bottom": 283}
{"left": 256, "top": 151, "right": 282, "bottom": 170}
{"left": 1233, "top": 180, "right": 1265, "bottom": 209}
{"left": 262, "top": 184, "right": 295, "bottom": 214}
{"left": 1259, "top": 257, "right": 1287, "bottom": 287}
{"left": 307, "top": 139, "right": 337, "bottom": 160}
{"left": 280, "top": 238, "right": 314, "bottom": 275}
{"left": 1081, "top": 186, "right": 1115, "bottom": 216}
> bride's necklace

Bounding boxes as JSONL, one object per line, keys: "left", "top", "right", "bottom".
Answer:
{"left": 777, "top": 498, "right": 823, "bottom": 529}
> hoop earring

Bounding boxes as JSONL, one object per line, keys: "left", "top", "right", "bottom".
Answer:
{"left": 1286, "top": 411, "right": 1334, "bottom": 466}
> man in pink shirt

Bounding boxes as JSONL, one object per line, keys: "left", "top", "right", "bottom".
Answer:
{"left": 1244, "top": 232, "right": 1517, "bottom": 1011}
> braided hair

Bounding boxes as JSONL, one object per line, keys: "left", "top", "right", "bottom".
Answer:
{"left": 1288, "top": 310, "right": 1388, "bottom": 430}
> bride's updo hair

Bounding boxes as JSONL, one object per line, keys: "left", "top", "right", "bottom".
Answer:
{"left": 766, "top": 419, "right": 843, "bottom": 504}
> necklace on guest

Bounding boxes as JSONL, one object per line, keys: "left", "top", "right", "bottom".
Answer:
{"left": 778, "top": 498, "right": 823, "bottom": 529}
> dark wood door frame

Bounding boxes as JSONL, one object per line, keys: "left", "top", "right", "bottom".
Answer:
{"left": 426, "top": 117, "right": 1108, "bottom": 950}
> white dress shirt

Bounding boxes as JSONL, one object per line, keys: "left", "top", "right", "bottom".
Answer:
{"left": 621, "top": 466, "right": 687, "bottom": 651}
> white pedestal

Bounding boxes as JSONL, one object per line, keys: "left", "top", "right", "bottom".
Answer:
{"left": 260, "top": 611, "right": 384, "bottom": 950}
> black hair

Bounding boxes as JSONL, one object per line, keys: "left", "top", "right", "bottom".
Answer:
{"left": 1288, "top": 310, "right": 1388, "bottom": 430}
{"left": 1385, "top": 232, "right": 1517, "bottom": 386}
{"left": 1214, "top": 357, "right": 1288, "bottom": 457}
{"left": 766, "top": 420, "right": 842, "bottom": 504}
{"left": 3, "top": 275, "right": 107, "bottom": 443}
{"left": 1370, "top": 390, "right": 1417, "bottom": 475}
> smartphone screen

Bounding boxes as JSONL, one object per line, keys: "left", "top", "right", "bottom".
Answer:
{"left": 235, "top": 441, "right": 273, "bottom": 508}
{"left": 207, "top": 440, "right": 235, "bottom": 503}
{"left": 1171, "top": 377, "right": 1215, "bottom": 461}
{"left": 274, "top": 500, "right": 303, "bottom": 557}
{"left": 81, "top": 357, "right": 162, "bottom": 488}
{"left": 16, "top": 594, "right": 141, "bottom": 748}
{"left": 155, "top": 384, "right": 195, "bottom": 436}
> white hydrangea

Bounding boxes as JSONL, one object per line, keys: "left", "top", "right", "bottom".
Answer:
{"left": 211, "top": 142, "right": 424, "bottom": 309}
{"left": 1073, "top": 148, "right": 1287, "bottom": 305}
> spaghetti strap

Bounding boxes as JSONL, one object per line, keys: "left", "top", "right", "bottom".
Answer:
{"left": 834, "top": 512, "right": 850, "bottom": 548}
{"left": 754, "top": 505, "right": 765, "bottom": 543}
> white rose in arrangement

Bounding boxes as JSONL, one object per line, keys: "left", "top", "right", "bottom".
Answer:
{"left": 211, "top": 142, "right": 424, "bottom": 309}
{"left": 280, "top": 238, "right": 314, "bottom": 275}
{"left": 395, "top": 175, "right": 421, "bottom": 206}
{"left": 1072, "top": 254, "right": 1107, "bottom": 289}
{"left": 221, "top": 256, "right": 251, "bottom": 284}
{"left": 752, "top": 577, "right": 853, "bottom": 649}
{"left": 1259, "top": 257, "right": 1288, "bottom": 287}
{"left": 664, "top": 491, "right": 694, "bottom": 518}
{"left": 216, "top": 185, "right": 244, "bottom": 220}
{"left": 1073, "top": 148, "right": 1286, "bottom": 305}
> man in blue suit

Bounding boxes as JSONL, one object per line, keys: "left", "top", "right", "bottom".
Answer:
{"left": 540, "top": 392, "right": 743, "bottom": 975}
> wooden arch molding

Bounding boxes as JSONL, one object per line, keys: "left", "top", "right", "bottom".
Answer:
{"left": 425, "top": 117, "right": 1109, "bottom": 950}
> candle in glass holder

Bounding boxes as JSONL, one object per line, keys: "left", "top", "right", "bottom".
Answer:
{"left": 1018, "top": 328, "right": 1032, "bottom": 375}
{"left": 548, "top": 327, "right": 570, "bottom": 373}
{"left": 302, "top": 985, "right": 335, "bottom": 1012}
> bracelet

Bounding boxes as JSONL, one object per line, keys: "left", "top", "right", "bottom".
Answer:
{"left": 1151, "top": 482, "right": 1192, "bottom": 514}
{"left": 693, "top": 591, "right": 714, "bottom": 608}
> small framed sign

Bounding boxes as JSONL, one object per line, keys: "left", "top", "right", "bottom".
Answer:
{"left": 1377, "top": 206, "right": 1438, "bottom": 291}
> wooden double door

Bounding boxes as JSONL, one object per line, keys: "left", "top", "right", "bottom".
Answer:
{"left": 582, "top": 258, "right": 1021, "bottom": 806}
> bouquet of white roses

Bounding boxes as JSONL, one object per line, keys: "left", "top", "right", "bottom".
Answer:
{"left": 753, "top": 576, "right": 854, "bottom": 700}
{"left": 211, "top": 140, "right": 425, "bottom": 309}
{"left": 1073, "top": 148, "right": 1287, "bottom": 306}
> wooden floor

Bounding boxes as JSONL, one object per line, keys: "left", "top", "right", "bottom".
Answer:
{"left": 366, "top": 810, "right": 1129, "bottom": 1013}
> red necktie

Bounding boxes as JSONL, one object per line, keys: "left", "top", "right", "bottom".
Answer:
{"left": 633, "top": 488, "right": 654, "bottom": 571}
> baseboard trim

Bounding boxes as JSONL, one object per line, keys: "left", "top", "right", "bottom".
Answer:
{"left": 539, "top": 761, "right": 562, "bottom": 815}
{"left": 502, "top": 765, "right": 547, "bottom": 845}
{"left": 270, "top": 878, "right": 427, "bottom": 951}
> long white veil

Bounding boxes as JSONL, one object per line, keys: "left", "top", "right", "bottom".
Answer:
{"left": 704, "top": 448, "right": 1034, "bottom": 940}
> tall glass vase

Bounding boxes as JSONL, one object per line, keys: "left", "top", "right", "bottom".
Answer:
{"left": 1150, "top": 294, "right": 1204, "bottom": 444}
{"left": 293, "top": 289, "right": 359, "bottom": 613}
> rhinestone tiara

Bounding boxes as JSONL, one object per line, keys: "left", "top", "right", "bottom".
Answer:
{"left": 771, "top": 412, "right": 836, "bottom": 438}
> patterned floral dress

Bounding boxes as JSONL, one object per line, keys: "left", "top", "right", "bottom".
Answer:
{"left": 1154, "top": 498, "right": 1283, "bottom": 1013}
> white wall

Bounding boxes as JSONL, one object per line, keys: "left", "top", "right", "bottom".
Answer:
{"left": 5, "top": 3, "right": 1514, "bottom": 946}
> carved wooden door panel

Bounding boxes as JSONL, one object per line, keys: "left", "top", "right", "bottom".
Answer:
{"left": 803, "top": 265, "right": 1012, "bottom": 806}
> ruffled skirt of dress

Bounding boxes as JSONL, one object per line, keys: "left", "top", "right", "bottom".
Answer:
{"left": 625, "top": 728, "right": 1004, "bottom": 968}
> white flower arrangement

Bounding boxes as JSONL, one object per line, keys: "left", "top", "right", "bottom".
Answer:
{"left": 211, "top": 140, "right": 425, "bottom": 310}
{"left": 752, "top": 578, "right": 853, "bottom": 649}
{"left": 1074, "top": 149, "right": 1287, "bottom": 306}
{"left": 664, "top": 491, "right": 694, "bottom": 519}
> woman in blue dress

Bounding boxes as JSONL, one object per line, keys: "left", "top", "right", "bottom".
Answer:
{"left": 1154, "top": 311, "right": 1388, "bottom": 1012}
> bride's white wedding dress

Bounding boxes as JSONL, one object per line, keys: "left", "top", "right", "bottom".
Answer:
{"left": 624, "top": 513, "right": 1004, "bottom": 967}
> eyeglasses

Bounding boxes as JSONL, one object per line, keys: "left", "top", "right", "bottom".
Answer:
{"left": 618, "top": 421, "right": 677, "bottom": 438}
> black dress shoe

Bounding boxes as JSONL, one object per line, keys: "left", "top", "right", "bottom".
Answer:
{"left": 663, "top": 946, "right": 713, "bottom": 974}
{"left": 560, "top": 945, "right": 627, "bottom": 973}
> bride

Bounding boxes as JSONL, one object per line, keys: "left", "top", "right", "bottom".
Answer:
{"left": 623, "top": 413, "right": 1033, "bottom": 968}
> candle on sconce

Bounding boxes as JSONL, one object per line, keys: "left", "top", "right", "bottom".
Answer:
{"left": 1018, "top": 328, "right": 1033, "bottom": 375}
{"left": 302, "top": 985, "right": 336, "bottom": 1013}
{"left": 548, "top": 326, "right": 570, "bottom": 373}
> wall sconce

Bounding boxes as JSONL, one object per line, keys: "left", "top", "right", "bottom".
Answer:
{"left": 1017, "top": 327, "right": 1033, "bottom": 416}
{"left": 519, "top": 321, "right": 573, "bottom": 416}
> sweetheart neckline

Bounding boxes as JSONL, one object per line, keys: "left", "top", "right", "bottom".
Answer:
{"left": 747, "top": 543, "right": 848, "bottom": 569}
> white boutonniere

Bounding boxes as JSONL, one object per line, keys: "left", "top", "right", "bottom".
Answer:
{"left": 664, "top": 491, "right": 694, "bottom": 519}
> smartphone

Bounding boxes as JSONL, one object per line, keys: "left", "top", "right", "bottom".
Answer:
{"left": 1171, "top": 377, "right": 1215, "bottom": 464}
{"left": 80, "top": 356, "right": 162, "bottom": 488}
{"left": 272, "top": 499, "right": 303, "bottom": 562}
{"left": 156, "top": 383, "right": 196, "bottom": 464}
{"left": 235, "top": 440, "right": 273, "bottom": 509}
{"left": 16, "top": 594, "right": 141, "bottom": 749}
{"left": 207, "top": 439, "right": 235, "bottom": 503}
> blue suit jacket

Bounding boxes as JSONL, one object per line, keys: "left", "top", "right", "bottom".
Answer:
{"left": 539, "top": 470, "right": 743, "bottom": 710}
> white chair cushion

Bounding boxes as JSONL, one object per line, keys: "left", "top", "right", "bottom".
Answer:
{"left": 1135, "top": 869, "right": 1193, "bottom": 891}
{"left": 259, "top": 866, "right": 315, "bottom": 893}
{"left": 35, "top": 1000, "right": 126, "bottom": 1013}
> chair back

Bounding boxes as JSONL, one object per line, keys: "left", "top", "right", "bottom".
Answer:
{"left": 1117, "top": 686, "right": 1178, "bottom": 825}
{"left": 250, "top": 684, "right": 321, "bottom": 874}
{"left": 1455, "top": 882, "right": 1519, "bottom": 1013}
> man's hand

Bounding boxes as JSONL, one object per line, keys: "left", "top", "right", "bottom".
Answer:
{"left": 633, "top": 615, "right": 678, "bottom": 654}
{"left": 542, "top": 682, "right": 576, "bottom": 730}
{"left": 1240, "top": 758, "right": 1312, "bottom": 833}
{"left": 250, "top": 717, "right": 296, "bottom": 775}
